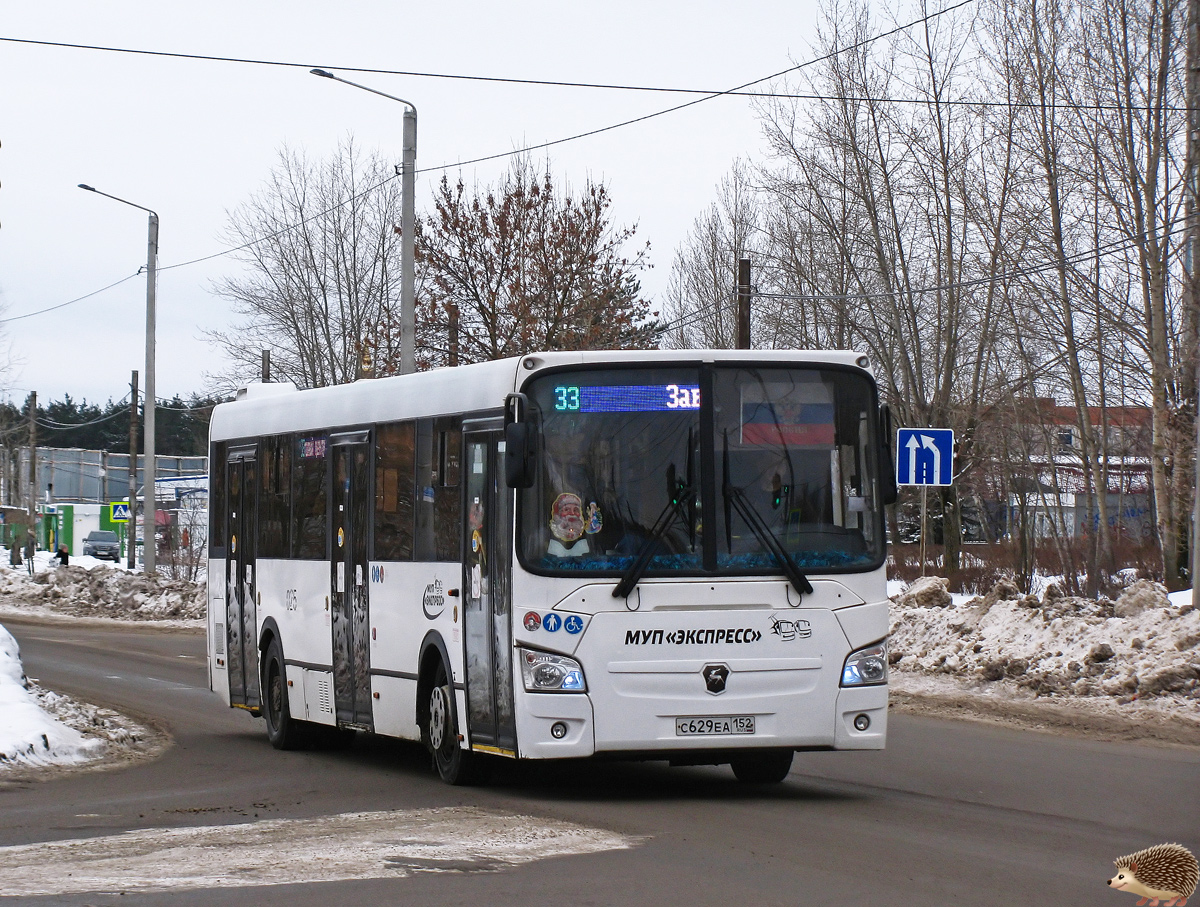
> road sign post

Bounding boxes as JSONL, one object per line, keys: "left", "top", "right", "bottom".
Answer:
{"left": 896, "top": 428, "right": 955, "bottom": 577}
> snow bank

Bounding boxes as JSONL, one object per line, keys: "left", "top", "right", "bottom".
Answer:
{"left": 0, "top": 553, "right": 204, "bottom": 622}
{"left": 890, "top": 577, "right": 1200, "bottom": 713}
{"left": 1, "top": 622, "right": 152, "bottom": 771}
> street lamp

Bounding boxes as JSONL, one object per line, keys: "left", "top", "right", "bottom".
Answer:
{"left": 311, "top": 68, "right": 417, "bottom": 375}
{"left": 78, "top": 183, "right": 158, "bottom": 575}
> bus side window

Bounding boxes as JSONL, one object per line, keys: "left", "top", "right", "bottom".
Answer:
{"left": 293, "top": 435, "right": 327, "bottom": 559}
{"left": 209, "top": 441, "right": 227, "bottom": 554}
{"left": 434, "top": 419, "right": 462, "bottom": 561}
{"left": 375, "top": 421, "right": 415, "bottom": 561}
{"left": 415, "top": 420, "right": 436, "bottom": 560}
{"left": 259, "top": 435, "right": 290, "bottom": 558}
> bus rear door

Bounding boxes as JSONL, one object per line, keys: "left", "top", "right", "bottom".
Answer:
{"left": 225, "top": 446, "right": 260, "bottom": 710}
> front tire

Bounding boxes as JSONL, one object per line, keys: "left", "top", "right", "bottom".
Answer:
{"left": 426, "top": 664, "right": 480, "bottom": 785}
{"left": 731, "top": 749, "right": 794, "bottom": 784}
{"left": 262, "top": 638, "right": 311, "bottom": 750}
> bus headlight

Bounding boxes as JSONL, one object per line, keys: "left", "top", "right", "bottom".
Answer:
{"left": 520, "top": 649, "right": 587, "bottom": 692}
{"left": 841, "top": 641, "right": 888, "bottom": 687}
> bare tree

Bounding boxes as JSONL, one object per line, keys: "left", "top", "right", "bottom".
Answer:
{"left": 658, "top": 0, "right": 1188, "bottom": 591}
{"left": 751, "top": 0, "right": 1000, "bottom": 571}
{"left": 207, "top": 138, "right": 404, "bottom": 391}
{"left": 1076, "top": 0, "right": 1189, "bottom": 586}
{"left": 660, "top": 162, "right": 762, "bottom": 349}
{"left": 414, "top": 158, "right": 657, "bottom": 367}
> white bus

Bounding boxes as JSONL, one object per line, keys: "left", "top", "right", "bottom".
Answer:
{"left": 207, "top": 350, "right": 895, "bottom": 784}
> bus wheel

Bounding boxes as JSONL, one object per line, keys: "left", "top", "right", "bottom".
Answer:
{"left": 426, "top": 664, "right": 479, "bottom": 785}
{"left": 262, "top": 638, "right": 309, "bottom": 751}
{"left": 730, "top": 749, "right": 794, "bottom": 784}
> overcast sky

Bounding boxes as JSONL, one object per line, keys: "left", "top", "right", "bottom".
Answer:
{"left": 0, "top": 1, "right": 821, "bottom": 406}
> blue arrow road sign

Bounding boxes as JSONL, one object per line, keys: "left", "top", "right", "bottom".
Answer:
{"left": 896, "top": 428, "right": 955, "bottom": 486}
{"left": 110, "top": 503, "right": 131, "bottom": 522}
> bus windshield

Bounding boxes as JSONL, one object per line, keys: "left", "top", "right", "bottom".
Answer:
{"left": 517, "top": 365, "right": 884, "bottom": 576}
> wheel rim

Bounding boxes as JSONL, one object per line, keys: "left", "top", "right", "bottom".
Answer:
{"left": 429, "top": 685, "right": 449, "bottom": 751}
{"left": 268, "top": 665, "right": 283, "bottom": 728}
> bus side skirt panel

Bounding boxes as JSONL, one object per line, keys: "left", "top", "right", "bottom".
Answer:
{"left": 207, "top": 557, "right": 231, "bottom": 703}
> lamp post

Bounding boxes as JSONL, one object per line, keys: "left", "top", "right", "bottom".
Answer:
{"left": 78, "top": 184, "right": 158, "bottom": 575}
{"left": 311, "top": 68, "right": 416, "bottom": 375}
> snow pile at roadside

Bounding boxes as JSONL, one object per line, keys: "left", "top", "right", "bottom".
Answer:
{"left": 0, "top": 623, "right": 146, "bottom": 770}
{"left": 889, "top": 576, "right": 1200, "bottom": 720}
{"left": 0, "top": 557, "right": 205, "bottom": 621}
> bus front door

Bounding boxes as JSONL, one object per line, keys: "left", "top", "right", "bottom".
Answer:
{"left": 225, "top": 448, "right": 260, "bottom": 710}
{"left": 462, "top": 433, "right": 516, "bottom": 754}
{"left": 330, "top": 435, "right": 373, "bottom": 730}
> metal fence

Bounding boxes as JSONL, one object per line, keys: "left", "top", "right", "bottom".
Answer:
{"left": 6, "top": 448, "right": 207, "bottom": 505}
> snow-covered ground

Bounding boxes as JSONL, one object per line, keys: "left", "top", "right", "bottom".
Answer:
{"left": 0, "top": 549, "right": 205, "bottom": 625}
{"left": 0, "top": 623, "right": 152, "bottom": 771}
{"left": 3, "top": 556, "right": 1199, "bottom": 775}
{"left": 888, "top": 575, "right": 1200, "bottom": 744}
{"left": 0, "top": 552, "right": 185, "bottom": 773}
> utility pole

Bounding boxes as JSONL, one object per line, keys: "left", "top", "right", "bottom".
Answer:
{"left": 1190, "top": 0, "right": 1200, "bottom": 605}
{"left": 400, "top": 105, "right": 417, "bottom": 374}
{"left": 129, "top": 370, "right": 138, "bottom": 570}
{"left": 144, "top": 211, "right": 158, "bottom": 576}
{"left": 77, "top": 184, "right": 158, "bottom": 575}
{"left": 736, "top": 258, "right": 752, "bottom": 349}
{"left": 27, "top": 391, "right": 36, "bottom": 564}
{"left": 310, "top": 69, "right": 416, "bottom": 373}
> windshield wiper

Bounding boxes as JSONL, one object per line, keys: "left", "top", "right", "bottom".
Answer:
{"left": 613, "top": 436, "right": 697, "bottom": 599}
{"left": 722, "top": 430, "right": 815, "bottom": 599}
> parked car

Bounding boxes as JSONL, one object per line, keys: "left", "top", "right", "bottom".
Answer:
{"left": 82, "top": 530, "right": 121, "bottom": 561}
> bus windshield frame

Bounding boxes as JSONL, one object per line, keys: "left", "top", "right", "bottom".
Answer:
{"left": 516, "top": 363, "right": 886, "bottom": 579}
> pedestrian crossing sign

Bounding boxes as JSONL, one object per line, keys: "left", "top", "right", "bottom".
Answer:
{"left": 110, "top": 503, "right": 131, "bottom": 522}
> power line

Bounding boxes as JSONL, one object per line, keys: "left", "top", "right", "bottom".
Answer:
{"left": 655, "top": 226, "right": 1183, "bottom": 335}
{"left": 0, "top": 1, "right": 979, "bottom": 317}
{"left": 751, "top": 227, "right": 1183, "bottom": 303}
{"left": 0, "top": 272, "right": 142, "bottom": 324}
{"left": 0, "top": 15, "right": 967, "bottom": 96}
{"left": 157, "top": 0, "right": 976, "bottom": 275}
{"left": 1, "top": 15, "right": 1178, "bottom": 115}
{"left": 37, "top": 397, "right": 132, "bottom": 430}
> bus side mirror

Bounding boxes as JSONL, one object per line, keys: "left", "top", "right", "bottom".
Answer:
{"left": 878, "top": 404, "right": 898, "bottom": 505}
{"left": 505, "top": 422, "right": 536, "bottom": 489}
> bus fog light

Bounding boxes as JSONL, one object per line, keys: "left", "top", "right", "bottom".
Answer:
{"left": 551, "top": 721, "right": 568, "bottom": 739}
{"left": 520, "top": 649, "right": 587, "bottom": 692}
{"left": 853, "top": 713, "right": 871, "bottom": 732}
{"left": 841, "top": 641, "right": 888, "bottom": 687}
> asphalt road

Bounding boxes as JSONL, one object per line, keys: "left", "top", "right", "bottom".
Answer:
{"left": 1, "top": 617, "right": 1197, "bottom": 906}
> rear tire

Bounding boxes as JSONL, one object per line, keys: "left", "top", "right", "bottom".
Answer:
{"left": 262, "top": 638, "right": 312, "bottom": 750}
{"left": 731, "top": 749, "right": 794, "bottom": 784}
{"left": 425, "top": 663, "right": 481, "bottom": 785}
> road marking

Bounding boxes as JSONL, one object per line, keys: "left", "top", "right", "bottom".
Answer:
{"left": 0, "top": 807, "right": 639, "bottom": 895}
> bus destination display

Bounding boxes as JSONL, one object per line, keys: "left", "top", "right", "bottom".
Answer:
{"left": 554, "top": 384, "right": 701, "bottom": 413}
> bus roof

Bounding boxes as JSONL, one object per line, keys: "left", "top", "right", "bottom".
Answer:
{"left": 208, "top": 349, "right": 871, "bottom": 443}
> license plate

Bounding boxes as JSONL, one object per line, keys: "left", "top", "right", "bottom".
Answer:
{"left": 675, "top": 715, "right": 755, "bottom": 736}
